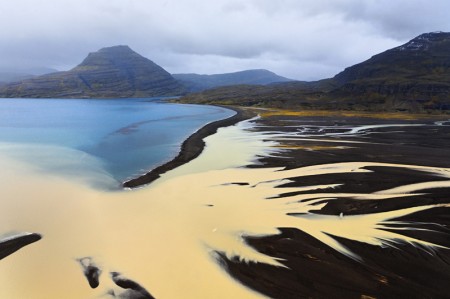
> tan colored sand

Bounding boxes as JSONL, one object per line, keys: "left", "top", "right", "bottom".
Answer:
{"left": 0, "top": 121, "right": 449, "bottom": 298}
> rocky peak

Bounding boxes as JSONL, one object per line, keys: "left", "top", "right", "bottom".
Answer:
{"left": 76, "top": 45, "right": 146, "bottom": 69}
{"left": 395, "top": 31, "right": 450, "bottom": 52}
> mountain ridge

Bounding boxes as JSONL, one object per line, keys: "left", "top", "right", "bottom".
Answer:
{"left": 173, "top": 69, "right": 293, "bottom": 92}
{"left": 1, "top": 31, "right": 449, "bottom": 112}
{"left": 0, "top": 46, "right": 186, "bottom": 98}
{"left": 177, "top": 31, "right": 450, "bottom": 113}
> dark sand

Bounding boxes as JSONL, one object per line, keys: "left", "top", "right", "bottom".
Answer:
{"left": 2, "top": 108, "right": 443, "bottom": 298}
{"left": 219, "top": 114, "right": 450, "bottom": 299}
{"left": 123, "top": 110, "right": 450, "bottom": 298}
{"left": 4, "top": 105, "right": 449, "bottom": 298}
{"left": 0, "top": 233, "right": 42, "bottom": 260}
{"left": 123, "top": 106, "right": 256, "bottom": 188}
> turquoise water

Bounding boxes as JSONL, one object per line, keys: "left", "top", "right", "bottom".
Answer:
{"left": 0, "top": 98, "right": 234, "bottom": 183}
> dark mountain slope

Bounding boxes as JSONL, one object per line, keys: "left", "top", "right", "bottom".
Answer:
{"left": 334, "top": 32, "right": 450, "bottom": 85}
{"left": 0, "top": 46, "right": 185, "bottom": 98}
{"left": 173, "top": 69, "right": 293, "bottom": 92}
{"left": 177, "top": 32, "right": 450, "bottom": 113}
{"left": 177, "top": 79, "right": 335, "bottom": 108}
{"left": 330, "top": 32, "right": 450, "bottom": 111}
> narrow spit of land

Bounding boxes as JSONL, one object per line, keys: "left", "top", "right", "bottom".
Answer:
{"left": 122, "top": 106, "right": 256, "bottom": 188}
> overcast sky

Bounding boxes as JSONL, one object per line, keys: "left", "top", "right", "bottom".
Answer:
{"left": 1, "top": 0, "right": 450, "bottom": 80}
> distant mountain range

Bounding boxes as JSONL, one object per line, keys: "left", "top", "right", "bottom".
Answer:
{"left": 0, "top": 67, "right": 58, "bottom": 84}
{"left": 1, "top": 32, "right": 449, "bottom": 113}
{"left": 0, "top": 46, "right": 185, "bottom": 98}
{"left": 0, "top": 47, "right": 291, "bottom": 98}
{"left": 179, "top": 32, "right": 450, "bottom": 113}
{"left": 173, "top": 69, "right": 292, "bottom": 92}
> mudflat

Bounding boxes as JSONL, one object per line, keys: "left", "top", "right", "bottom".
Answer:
{"left": 1, "top": 107, "right": 449, "bottom": 299}
{"left": 219, "top": 111, "right": 450, "bottom": 299}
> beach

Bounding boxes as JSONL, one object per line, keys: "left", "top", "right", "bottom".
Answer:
{"left": 0, "top": 111, "right": 275, "bottom": 298}
{"left": 123, "top": 106, "right": 256, "bottom": 188}
{"left": 218, "top": 111, "right": 450, "bottom": 298}
{"left": 1, "top": 108, "right": 450, "bottom": 298}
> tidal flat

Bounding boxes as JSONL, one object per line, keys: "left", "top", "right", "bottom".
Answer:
{"left": 1, "top": 110, "right": 450, "bottom": 298}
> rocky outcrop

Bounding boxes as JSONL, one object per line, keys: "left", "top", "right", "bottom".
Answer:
{"left": 0, "top": 232, "right": 42, "bottom": 260}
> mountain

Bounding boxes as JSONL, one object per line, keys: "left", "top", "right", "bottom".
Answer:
{"left": 0, "top": 67, "right": 58, "bottom": 85}
{"left": 334, "top": 32, "right": 450, "bottom": 85}
{"left": 173, "top": 69, "right": 293, "bottom": 92}
{"left": 330, "top": 31, "right": 450, "bottom": 111}
{"left": 177, "top": 32, "right": 450, "bottom": 113}
{"left": 0, "top": 46, "right": 185, "bottom": 98}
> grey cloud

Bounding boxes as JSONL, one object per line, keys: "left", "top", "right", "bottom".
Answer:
{"left": 0, "top": 0, "right": 449, "bottom": 80}
{"left": 330, "top": 0, "right": 450, "bottom": 39}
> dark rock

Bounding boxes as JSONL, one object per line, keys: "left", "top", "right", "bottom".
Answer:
{"left": 110, "top": 272, "right": 155, "bottom": 299}
{"left": 0, "top": 232, "right": 42, "bottom": 260}
{"left": 77, "top": 257, "right": 102, "bottom": 289}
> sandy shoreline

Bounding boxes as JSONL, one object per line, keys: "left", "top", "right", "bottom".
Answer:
{"left": 124, "top": 109, "right": 450, "bottom": 298}
{"left": 1, "top": 106, "right": 450, "bottom": 298}
{"left": 0, "top": 113, "right": 275, "bottom": 299}
{"left": 123, "top": 106, "right": 256, "bottom": 188}
{"left": 217, "top": 113, "right": 450, "bottom": 299}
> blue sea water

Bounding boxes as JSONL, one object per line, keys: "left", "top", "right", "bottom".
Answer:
{"left": 0, "top": 98, "right": 234, "bottom": 183}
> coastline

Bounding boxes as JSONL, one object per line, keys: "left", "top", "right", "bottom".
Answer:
{"left": 213, "top": 113, "right": 450, "bottom": 299}
{"left": 1, "top": 106, "right": 450, "bottom": 298}
{"left": 122, "top": 106, "right": 256, "bottom": 188}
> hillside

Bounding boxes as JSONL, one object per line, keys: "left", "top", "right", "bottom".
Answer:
{"left": 0, "top": 46, "right": 186, "bottom": 98}
{"left": 177, "top": 32, "right": 450, "bottom": 113}
{"left": 331, "top": 31, "right": 450, "bottom": 111}
{"left": 173, "top": 69, "right": 293, "bottom": 92}
{"left": 176, "top": 80, "right": 335, "bottom": 108}
{"left": 0, "top": 67, "right": 58, "bottom": 85}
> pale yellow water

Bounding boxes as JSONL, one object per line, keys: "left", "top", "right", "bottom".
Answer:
{"left": 0, "top": 120, "right": 449, "bottom": 298}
